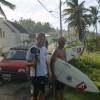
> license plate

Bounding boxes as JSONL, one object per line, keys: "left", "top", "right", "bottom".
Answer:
{"left": 2, "top": 74, "right": 11, "bottom": 80}
{"left": 2, "top": 74, "right": 11, "bottom": 78}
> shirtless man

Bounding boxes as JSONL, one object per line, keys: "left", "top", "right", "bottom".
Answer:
{"left": 50, "top": 37, "right": 67, "bottom": 100}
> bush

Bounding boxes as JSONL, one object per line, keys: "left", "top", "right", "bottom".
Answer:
{"left": 69, "top": 52, "right": 100, "bottom": 82}
{"left": 87, "top": 37, "right": 100, "bottom": 52}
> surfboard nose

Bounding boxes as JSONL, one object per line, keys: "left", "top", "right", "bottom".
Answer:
{"left": 87, "top": 81, "right": 100, "bottom": 93}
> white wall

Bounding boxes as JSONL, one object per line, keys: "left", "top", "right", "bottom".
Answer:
{"left": 0, "top": 18, "right": 22, "bottom": 52}
{"left": 20, "top": 33, "right": 29, "bottom": 42}
{"left": 0, "top": 18, "right": 30, "bottom": 52}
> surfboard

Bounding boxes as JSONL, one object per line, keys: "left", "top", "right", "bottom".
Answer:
{"left": 66, "top": 45, "right": 83, "bottom": 61}
{"left": 51, "top": 45, "right": 83, "bottom": 61}
{"left": 54, "top": 58, "right": 99, "bottom": 93}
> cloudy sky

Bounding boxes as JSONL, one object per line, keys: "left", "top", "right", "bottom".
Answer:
{"left": 1, "top": 0, "right": 98, "bottom": 31}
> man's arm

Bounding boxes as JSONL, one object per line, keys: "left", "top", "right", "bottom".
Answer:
{"left": 63, "top": 49, "right": 67, "bottom": 62}
{"left": 26, "top": 48, "right": 36, "bottom": 67}
{"left": 50, "top": 49, "right": 57, "bottom": 78}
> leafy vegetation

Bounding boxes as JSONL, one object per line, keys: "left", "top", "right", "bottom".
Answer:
{"left": 89, "top": 6, "right": 100, "bottom": 35}
{"left": 69, "top": 52, "right": 100, "bottom": 83}
{"left": 64, "top": 40, "right": 82, "bottom": 48}
{"left": 16, "top": 18, "right": 55, "bottom": 35}
{"left": 63, "top": 0, "right": 100, "bottom": 45}
{"left": 0, "top": 0, "right": 15, "bottom": 19}
{"left": 63, "top": 0, "right": 88, "bottom": 41}
{"left": 87, "top": 36, "right": 100, "bottom": 52}
{"left": 64, "top": 86, "right": 100, "bottom": 100}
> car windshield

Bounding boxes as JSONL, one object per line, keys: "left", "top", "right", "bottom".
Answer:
{"left": 6, "top": 49, "right": 27, "bottom": 60}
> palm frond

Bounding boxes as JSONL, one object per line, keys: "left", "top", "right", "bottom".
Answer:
{"left": 79, "top": 1, "right": 85, "bottom": 7}
{"left": 72, "top": 0, "right": 78, "bottom": 5}
{"left": 0, "top": 6, "right": 6, "bottom": 19}
{"left": 67, "top": 2, "right": 75, "bottom": 8}
{"left": 0, "top": 0, "right": 15, "bottom": 9}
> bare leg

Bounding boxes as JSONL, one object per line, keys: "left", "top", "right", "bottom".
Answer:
{"left": 59, "top": 89, "right": 64, "bottom": 100}
{"left": 39, "top": 94, "right": 45, "bottom": 100}
{"left": 55, "top": 89, "right": 64, "bottom": 100}
{"left": 55, "top": 90, "right": 60, "bottom": 100}
{"left": 30, "top": 96, "right": 37, "bottom": 100}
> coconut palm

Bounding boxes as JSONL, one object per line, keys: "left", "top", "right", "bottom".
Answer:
{"left": 63, "top": 0, "right": 88, "bottom": 42}
{"left": 89, "top": 6, "right": 100, "bottom": 35}
{"left": 97, "top": 0, "right": 100, "bottom": 3}
{"left": 0, "top": 0, "right": 15, "bottom": 19}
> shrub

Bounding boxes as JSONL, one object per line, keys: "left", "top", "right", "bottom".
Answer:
{"left": 69, "top": 52, "right": 100, "bottom": 82}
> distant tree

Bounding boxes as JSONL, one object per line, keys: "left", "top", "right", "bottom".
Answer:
{"left": 0, "top": 0, "right": 15, "bottom": 19}
{"left": 17, "top": 18, "right": 55, "bottom": 35}
{"left": 18, "top": 18, "right": 36, "bottom": 34}
{"left": 43, "top": 22, "right": 51, "bottom": 33}
{"left": 35, "top": 22, "right": 43, "bottom": 33}
{"left": 97, "top": 0, "right": 100, "bottom": 3}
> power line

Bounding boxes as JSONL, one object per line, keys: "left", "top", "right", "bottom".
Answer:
{"left": 37, "top": 0, "right": 58, "bottom": 18}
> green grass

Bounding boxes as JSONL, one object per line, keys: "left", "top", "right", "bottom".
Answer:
{"left": 64, "top": 86, "right": 100, "bottom": 100}
{"left": 47, "top": 86, "right": 100, "bottom": 100}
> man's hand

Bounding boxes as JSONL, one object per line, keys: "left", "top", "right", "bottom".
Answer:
{"left": 26, "top": 60, "right": 36, "bottom": 67}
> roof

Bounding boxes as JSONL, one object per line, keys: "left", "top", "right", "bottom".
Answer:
{"left": 10, "top": 45, "right": 31, "bottom": 50}
{"left": 7, "top": 21, "right": 29, "bottom": 34}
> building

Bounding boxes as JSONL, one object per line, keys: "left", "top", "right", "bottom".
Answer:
{"left": 0, "top": 18, "right": 30, "bottom": 52}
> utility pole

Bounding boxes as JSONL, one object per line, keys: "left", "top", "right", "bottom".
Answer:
{"left": 59, "top": 0, "right": 62, "bottom": 37}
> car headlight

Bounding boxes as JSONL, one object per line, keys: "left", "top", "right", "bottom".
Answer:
{"left": 0, "top": 67, "right": 2, "bottom": 71}
{"left": 18, "top": 69, "right": 25, "bottom": 72}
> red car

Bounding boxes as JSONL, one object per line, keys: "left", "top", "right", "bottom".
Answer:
{"left": 0, "top": 46, "right": 30, "bottom": 80}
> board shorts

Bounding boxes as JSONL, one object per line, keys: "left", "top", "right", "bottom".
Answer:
{"left": 55, "top": 80, "right": 65, "bottom": 90}
{"left": 30, "top": 76, "right": 48, "bottom": 96}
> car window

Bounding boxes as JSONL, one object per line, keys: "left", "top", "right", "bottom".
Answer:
{"left": 6, "top": 50, "right": 27, "bottom": 60}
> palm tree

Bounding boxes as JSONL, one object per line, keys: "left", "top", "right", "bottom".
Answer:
{"left": 0, "top": 0, "right": 15, "bottom": 19}
{"left": 97, "top": 0, "right": 100, "bottom": 3}
{"left": 63, "top": 0, "right": 88, "bottom": 42}
{"left": 89, "top": 6, "right": 100, "bottom": 36}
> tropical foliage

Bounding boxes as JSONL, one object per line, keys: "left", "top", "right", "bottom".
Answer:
{"left": 63, "top": 0, "right": 100, "bottom": 43}
{"left": 89, "top": 6, "right": 100, "bottom": 35}
{"left": 16, "top": 18, "right": 55, "bottom": 34}
{"left": 0, "top": 0, "right": 15, "bottom": 19}
{"left": 63, "top": 0, "right": 88, "bottom": 41}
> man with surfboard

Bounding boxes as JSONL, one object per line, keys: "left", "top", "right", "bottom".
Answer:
{"left": 26, "top": 33, "right": 49, "bottom": 100}
{"left": 50, "top": 37, "right": 99, "bottom": 94}
{"left": 50, "top": 37, "right": 67, "bottom": 100}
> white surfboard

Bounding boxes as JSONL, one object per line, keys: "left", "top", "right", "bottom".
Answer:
{"left": 51, "top": 45, "right": 83, "bottom": 61}
{"left": 66, "top": 45, "right": 83, "bottom": 61}
{"left": 54, "top": 58, "right": 99, "bottom": 93}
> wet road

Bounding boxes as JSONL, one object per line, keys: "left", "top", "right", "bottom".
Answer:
{"left": 0, "top": 80, "right": 30, "bottom": 100}
{"left": 0, "top": 79, "right": 53, "bottom": 100}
